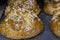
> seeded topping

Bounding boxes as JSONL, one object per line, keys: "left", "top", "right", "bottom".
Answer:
{"left": 6, "top": 0, "right": 40, "bottom": 15}
{"left": 4, "top": 0, "right": 40, "bottom": 32}
{"left": 0, "top": 0, "right": 42, "bottom": 39}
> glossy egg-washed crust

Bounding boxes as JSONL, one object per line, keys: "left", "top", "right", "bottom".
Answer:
{"left": 44, "top": 0, "right": 60, "bottom": 15}
{"left": 51, "top": 11, "right": 60, "bottom": 38}
{"left": 0, "top": 0, "right": 43, "bottom": 39}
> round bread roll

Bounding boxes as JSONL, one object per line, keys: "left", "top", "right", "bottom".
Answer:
{"left": 51, "top": 13, "right": 60, "bottom": 38}
{"left": 0, "top": 0, "right": 43, "bottom": 39}
{"left": 44, "top": 0, "right": 60, "bottom": 15}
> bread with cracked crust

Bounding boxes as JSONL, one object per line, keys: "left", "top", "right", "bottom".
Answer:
{"left": 0, "top": 0, "right": 43, "bottom": 39}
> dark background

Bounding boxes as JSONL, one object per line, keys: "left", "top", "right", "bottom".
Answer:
{"left": 0, "top": 0, "right": 7, "bottom": 5}
{"left": 0, "top": 0, "right": 60, "bottom": 40}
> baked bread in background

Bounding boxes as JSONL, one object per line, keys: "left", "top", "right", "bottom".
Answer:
{"left": 51, "top": 10, "right": 60, "bottom": 38}
{"left": 0, "top": 0, "right": 43, "bottom": 39}
{"left": 44, "top": 0, "right": 60, "bottom": 15}
{"left": 44, "top": 0, "right": 60, "bottom": 38}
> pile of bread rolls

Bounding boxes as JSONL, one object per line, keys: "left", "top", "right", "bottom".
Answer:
{"left": 0, "top": 0, "right": 60, "bottom": 39}
{"left": 44, "top": 0, "right": 60, "bottom": 38}
{"left": 0, "top": 0, "right": 43, "bottom": 39}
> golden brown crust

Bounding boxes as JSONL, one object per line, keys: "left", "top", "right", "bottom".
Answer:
{"left": 0, "top": 14, "right": 43, "bottom": 39}
{"left": 0, "top": 0, "right": 43, "bottom": 39}
{"left": 44, "top": 0, "right": 60, "bottom": 15}
{"left": 51, "top": 14, "right": 60, "bottom": 37}
{"left": 7, "top": 0, "right": 40, "bottom": 15}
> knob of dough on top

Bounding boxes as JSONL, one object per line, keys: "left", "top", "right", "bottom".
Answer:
{"left": 7, "top": 0, "right": 40, "bottom": 15}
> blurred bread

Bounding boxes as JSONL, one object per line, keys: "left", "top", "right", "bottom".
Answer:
{"left": 51, "top": 12, "right": 60, "bottom": 37}
{"left": 44, "top": 0, "right": 60, "bottom": 15}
